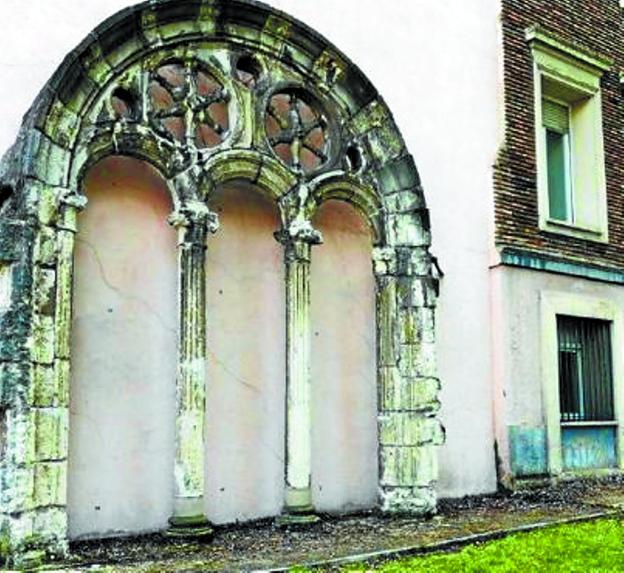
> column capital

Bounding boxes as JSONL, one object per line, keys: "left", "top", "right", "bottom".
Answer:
{"left": 168, "top": 201, "right": 219, "bottom": 246}
{"left": 274, "top": 223, "right": 322, "bottom": 263}
{"left": 276, "top": 182, "right": 323, "bottom": 255}
{"left": 56, "top": 189, "right": 88, "bottom": 232}
{"left": 59, "top": 189, "right": 88, "bottom": 211}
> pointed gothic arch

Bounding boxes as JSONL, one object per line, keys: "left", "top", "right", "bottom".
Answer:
{"left": 0, "top": 0, "right": 442, "bottom": 562}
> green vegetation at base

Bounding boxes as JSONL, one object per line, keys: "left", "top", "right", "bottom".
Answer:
{"left": 346, "top": 519, "right": 624, "bottom": 572}
{"left": 337, "top": 519, "right": 624, "bottom": 572}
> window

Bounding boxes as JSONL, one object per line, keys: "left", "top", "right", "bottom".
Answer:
{"left": 541, "top": 292, "right": 624, "bottom": 475}
{"left": 557, "top": 315, "right": 614, "bottom": 423}
{"left": 527, "top": 26, "right": 611, "bottom": 242}
{"left": 544, "top": 99, "right": 573, "bottom": 222}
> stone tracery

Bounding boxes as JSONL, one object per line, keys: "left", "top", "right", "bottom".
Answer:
{"left": 147, "top": 62, "right": 230, "bottom": 149}
{"left": 265, "top": 90, "right": 329, "bottom": 174}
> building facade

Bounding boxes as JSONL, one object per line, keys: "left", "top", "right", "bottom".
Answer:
{"left": 492, "top": 0, "right": 624, "bottom": 483}
{"left": 0, "top": 0, "right": 621, "bottom": 566}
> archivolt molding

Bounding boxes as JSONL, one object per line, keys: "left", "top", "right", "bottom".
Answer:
{"left": 202, "top": 148, "right": 297, "bottom": 201}
{"left": 0, "top": 0, "right": 442, "bottom": 566}
{"left": 309, "top": 172, "right": 383, "bottom": 244}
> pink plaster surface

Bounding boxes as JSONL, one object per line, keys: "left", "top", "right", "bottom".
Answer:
{"left": 204, "top": 183, "right": 286, "bottom": 524}
{"left": 68, "top": 157, "right": 177, "bottom": 539}
{"left": 311, "top": 201, "right": 378, "bottom": 513}
{"left": 69, "top": 173, "right": 379, "bottom": 532}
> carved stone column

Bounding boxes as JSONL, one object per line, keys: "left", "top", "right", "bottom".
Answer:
{"left": 275, "top": 222, "right": 322, "bottom": 523}
{"left": 167, "top": 202, "right": 218, "bottom": 537}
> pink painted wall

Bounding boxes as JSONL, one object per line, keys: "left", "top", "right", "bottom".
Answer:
{"left": 311, "top": 201, "right": 378, "bottom": 512}
{"left": 68, "top": 157, "right": 177, "bottom": 538}
{"left": 204, "top": 183, "right": 286, "bottom": 523}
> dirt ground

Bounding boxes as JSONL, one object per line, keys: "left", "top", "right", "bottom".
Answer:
{"left": 44, "top": 476, "right": 624, "bottom": 572}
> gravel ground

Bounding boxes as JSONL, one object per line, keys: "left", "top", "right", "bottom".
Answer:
{"left": 46, "top": 475, "right": 624, "bottom": 572}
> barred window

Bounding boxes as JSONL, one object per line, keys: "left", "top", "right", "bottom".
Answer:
{"left": 557, "top": 315, "right": 614, "bottom": 423}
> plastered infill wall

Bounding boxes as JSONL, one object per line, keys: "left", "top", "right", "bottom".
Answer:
{"left": 69, "top": 157, "right": 177, "bottom": 539}
{"left": 204, "top": 184, "right": 286, "bottom": 524}
{"left": 311, "top": 200, "right": 378, "bottom": 513}
{"left": 0, "top": 0, "right": 500, "bottom": 499}
{"left": 70, "top": 172, "right": 379, "bottom": 534}
{"left": 491, "top": 265, "right": 624, "bottom": 479}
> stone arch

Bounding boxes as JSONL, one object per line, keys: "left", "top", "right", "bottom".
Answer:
{"left": 310, "top": 174, "right": 384, "bottom": 244}
{"left": 0, "top": 0, "right": 442, "bottom": 564}
{"left": 203, "top": 149, "right": 297, "bottom": 202}
{"left": 203, "top": 180, "right": 286, "bottom": 524}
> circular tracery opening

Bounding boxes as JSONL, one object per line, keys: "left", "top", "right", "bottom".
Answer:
{"left": 345, "top": 144, "right": 364, "bottom": 173}
{"left": 110, "top": 88, "right": 138, "bottom": 120}
{"left": 265, "top": 90, "right": 329, "bottom": 174}
{"left": 147, "top": 62, "right": 230, "bottom": 148}
{"left": 235, "top": 54, "right": 262, "bottom": 88}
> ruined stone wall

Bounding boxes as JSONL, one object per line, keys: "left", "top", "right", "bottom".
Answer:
{"left": 0, "top": 0, "right": 445, "bottom": 565}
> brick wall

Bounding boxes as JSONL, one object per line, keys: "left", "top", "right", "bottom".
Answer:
{"left": 496, "top": 0, "right": 624, "bottom": 269}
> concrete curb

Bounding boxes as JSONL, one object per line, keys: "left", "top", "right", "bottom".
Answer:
{"left": 260, "top": 510, "right": 621, "bottom": 572}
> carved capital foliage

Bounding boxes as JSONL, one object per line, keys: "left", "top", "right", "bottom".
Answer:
{"left": 275, "top": 183, "right": 323, "bottom": 253}
{"left": 274, "top": 230, "right": 317, "bottom": 264}
{"left": 168, "top": 201, "right": 219, "bottom": 247}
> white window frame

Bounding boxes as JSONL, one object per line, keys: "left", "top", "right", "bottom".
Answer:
{"left": 527, "top": 26, "right": 611, "bottom": 243}
{"left": 541, "top": 291, "right": 624, "bottom": 475}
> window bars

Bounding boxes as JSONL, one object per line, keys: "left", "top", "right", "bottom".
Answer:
{"left": 557, "top": 315, "right": 614, "bottom": 422}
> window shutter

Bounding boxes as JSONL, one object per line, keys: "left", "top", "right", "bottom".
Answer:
{"left": 543, "top": 99, "right": 569, "bottom": 132}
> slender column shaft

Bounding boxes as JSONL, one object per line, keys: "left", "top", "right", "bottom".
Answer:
{"left": 283, "top": 240, "right": 313, "bottom": 511}
{"left": 175, "top": 229, "right": 207, "bottom": 516}
{"left": 169, "top": 206, "right": 217, "bottom": 521}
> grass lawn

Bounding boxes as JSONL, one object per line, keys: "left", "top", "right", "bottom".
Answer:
{"left": 338, "top": 518, "right": 624, "bottom": 572}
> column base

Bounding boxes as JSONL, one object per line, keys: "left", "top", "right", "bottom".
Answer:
{"left": 165, "top": 515, "right": 214, "bottom": 540}
{"left": 277, "top": 487, "right": 320, "bottom": 526}
{"left": 166, "top": 496, "right": 213, "bottom": 539}
{"left": 275, "top": 512, "right": 321, "bottom": 526}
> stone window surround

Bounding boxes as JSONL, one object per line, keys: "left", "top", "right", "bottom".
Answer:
{"left": 540, "top": 290, "right": 624, "bottom": 476}
{"left": 527, "top": 25, "right": 611, "bottom": 243}
{"left": 0, "top": 0, "right": 444, "bottom": 564}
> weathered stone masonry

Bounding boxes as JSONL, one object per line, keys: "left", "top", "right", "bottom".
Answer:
{"left": 0, "top": 0, "right": 443, "bottom": 564}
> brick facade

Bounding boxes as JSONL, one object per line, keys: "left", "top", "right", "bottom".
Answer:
{"left": 496, "top": 0, "right": 624, "bottom": 269}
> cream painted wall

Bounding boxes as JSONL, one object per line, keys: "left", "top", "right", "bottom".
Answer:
{"left": 491, "top": 265, "right": 624, "bottom": 474}
{"left": 204, "top": 184, "right": 285, "bottom": 524}
{"left": 0, "top": 0, "right": 502, "bottom": 499}
{"left": 311, "top": 201, "right": 378, "bottom": 513}
{"left": 69, "top": 157, "right": 177, "bottom": 539}
{"left": 492, "top": 265, "right": 624, "bottom": 429}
